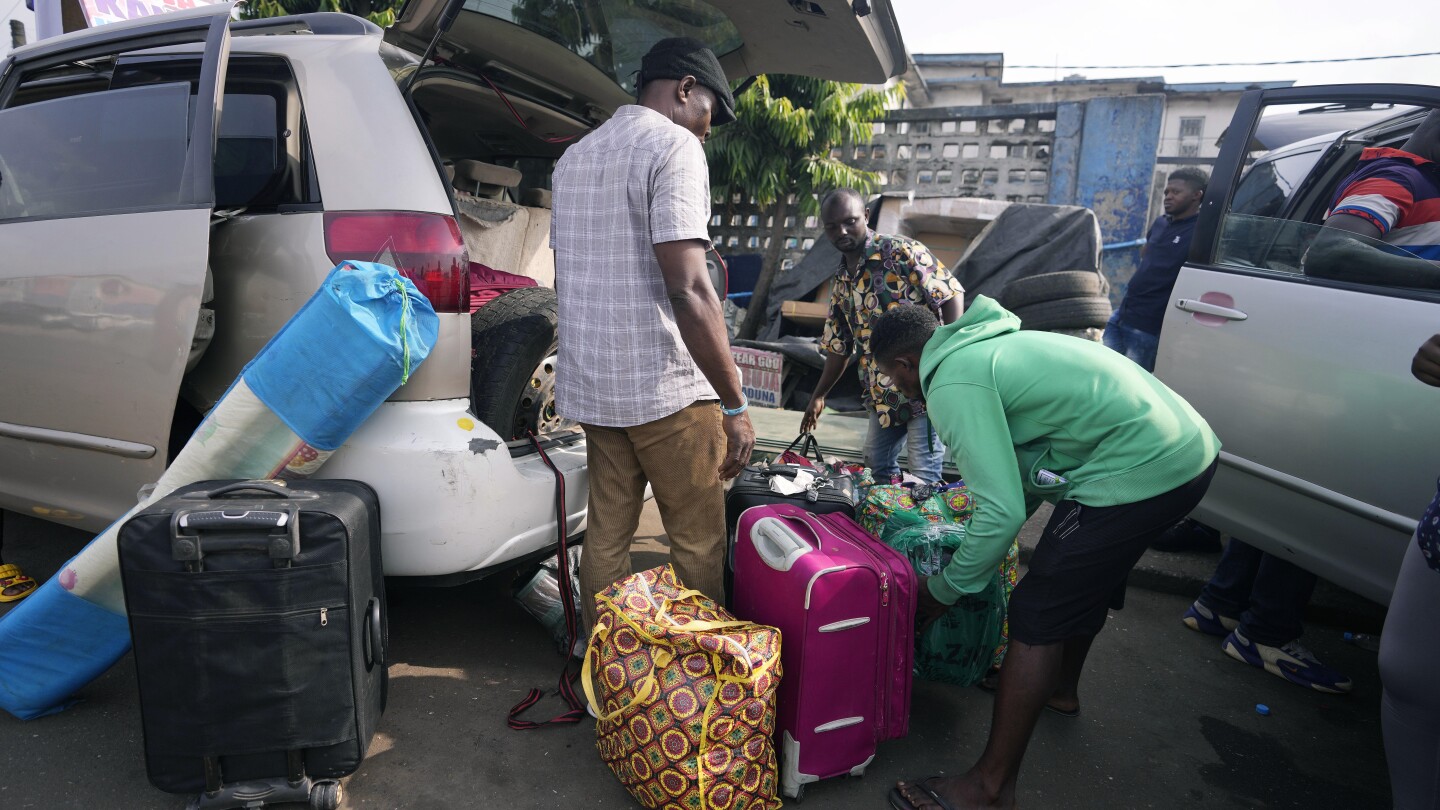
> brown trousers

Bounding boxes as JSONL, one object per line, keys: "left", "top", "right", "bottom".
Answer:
{"left": 579, "top": 401, "right": 727, "bottom": 629}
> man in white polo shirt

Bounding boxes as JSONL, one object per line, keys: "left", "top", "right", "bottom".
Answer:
{"left": 551, "top": 38, "right": 754, "bottom": 627}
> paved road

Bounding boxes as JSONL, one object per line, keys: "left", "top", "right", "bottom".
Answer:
{"left": 0, "top": 506, "right": 1391, "bottom": 809}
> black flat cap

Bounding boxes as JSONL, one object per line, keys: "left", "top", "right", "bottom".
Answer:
{"left": 639, "top": 37, "right": 737, "bottom": 126}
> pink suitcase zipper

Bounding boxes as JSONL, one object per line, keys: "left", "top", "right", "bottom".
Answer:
{"left": 732, "top": 503, "right": 915, "bottom": 801}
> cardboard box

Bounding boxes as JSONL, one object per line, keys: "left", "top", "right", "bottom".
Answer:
{"left": 780, "top": 300, "right": 829, "bottom": 326}
{"left": 913, "top": 230, "right": 972, "bottom": 271}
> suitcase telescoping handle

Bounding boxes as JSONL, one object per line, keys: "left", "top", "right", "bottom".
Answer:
{"left": 171, "top": 508, "right": 301, "bottom": 571}
{"left": 750, "top": 515, "right": 818, "bottom": 572}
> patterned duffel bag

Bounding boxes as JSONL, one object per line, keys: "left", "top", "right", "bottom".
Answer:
{"left": 583, "top": 565, "right": 783, "bottom": 810}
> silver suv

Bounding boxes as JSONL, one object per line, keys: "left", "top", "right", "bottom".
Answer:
{"left": 1156, "top": 87, "right": 1440, "bottom": 604}
{"left": 0, "top": 0, "right": 904, "bottom": 579}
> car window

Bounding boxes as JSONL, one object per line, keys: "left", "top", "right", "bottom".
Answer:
{"left": 214, "top": 93, "right": 282, "bottom": 206}
{"left": 471, "top": 0, "right": 743, "bottom": 94}
{"left": 1230, "top": 148, "right": 1324, "bottom": 219}
{"left": 0, "top": 55, "right": 314, "bottom": 220}
{"left": 0, "top": 83, "right": 192, "bottom": 221}
{"left": 1217, "top": 214, "right": 1440, "bottom": 291}
{"left": 111, "top": 57, "right": 317, "bottom": 211}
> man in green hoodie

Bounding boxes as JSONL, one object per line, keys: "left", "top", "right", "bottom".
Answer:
{"left": 873, "top": 300, "right": 1220, "bottom": 810}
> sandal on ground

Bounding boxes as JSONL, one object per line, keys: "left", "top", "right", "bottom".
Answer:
{"left": 0, "top": 563, "right": 37, "bottom": 603}
{"left": 888, "top": 776, "right": 958, "bottom": 810}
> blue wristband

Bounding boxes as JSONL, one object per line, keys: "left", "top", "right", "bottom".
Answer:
{"left": 721, "top": 393, "right": 748, "bottom": 417}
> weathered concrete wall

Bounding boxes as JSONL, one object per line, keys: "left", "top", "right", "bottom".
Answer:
{"left": 860, "top": 103, "right": 1058, "bottom": 203}
{"left": 1045, "top": 102, "right": 1084, "bottom": 209}
{"left": 1046, "top": 95, "right": 1164, "bottom": 302}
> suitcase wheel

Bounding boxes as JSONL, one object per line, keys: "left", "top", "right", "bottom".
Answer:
{"left": 309, "top": 781, "right": 342, "bottom": 810}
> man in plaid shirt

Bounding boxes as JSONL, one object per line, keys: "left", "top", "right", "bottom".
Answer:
{"left": 551, "top": 38, "right": 753, "bottom": 625}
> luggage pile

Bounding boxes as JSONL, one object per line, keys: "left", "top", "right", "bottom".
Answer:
{"left": 587, "top": 433, "right": 1017, "bottom": 804}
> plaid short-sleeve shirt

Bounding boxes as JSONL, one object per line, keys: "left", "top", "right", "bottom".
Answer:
{"left": 550, "top": 105, "right": 717, "bottom": 428}
{"left": 821, "top": 232, "right": 964, "bottom": 427}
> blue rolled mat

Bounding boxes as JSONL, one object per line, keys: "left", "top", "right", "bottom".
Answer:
{"left": 0, "top": 262, "right": 438, "bottom": 720}
{"left": 0, "top": 578, "right": 132, "bottom": 720}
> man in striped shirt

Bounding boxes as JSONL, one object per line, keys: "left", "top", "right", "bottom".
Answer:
{"left": 1307, "top": 109, "right": 1440, "bottom": 287}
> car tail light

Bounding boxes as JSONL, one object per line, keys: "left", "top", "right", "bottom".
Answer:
{"left": 324, "top": 212, "right": 470, "bottom": 312}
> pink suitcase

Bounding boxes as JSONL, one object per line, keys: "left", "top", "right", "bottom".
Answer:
{"left": 733, "top": 503, "right": 915, "bottom": 801}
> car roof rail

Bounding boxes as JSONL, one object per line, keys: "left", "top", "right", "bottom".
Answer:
{"left": 232, "top": 12, "right": 382, "bottom": 38}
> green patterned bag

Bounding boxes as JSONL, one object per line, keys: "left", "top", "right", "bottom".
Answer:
{"left": 861, "top": 481, "right": 1018, "bottom": 669}
{"left": 881, "top": 511, "right": 1005, "bottom": 687}
{"left": 858, "top": 483, "right": 973, "bottom": 537}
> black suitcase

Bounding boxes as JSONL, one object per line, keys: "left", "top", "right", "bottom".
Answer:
{"left": 118, "top": 479, "right": 387, "bottom": 809}
{"left": 724, "top": 435, "right": 857, "bottom": 599}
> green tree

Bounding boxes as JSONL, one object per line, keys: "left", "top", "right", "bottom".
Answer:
{"left": 707, "top": 74, "right": 898, "bottom": 340}
{"left": 241, "top": 0, "right": 402, "bottom": 28}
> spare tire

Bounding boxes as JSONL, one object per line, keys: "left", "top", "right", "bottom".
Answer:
{"left": 470, "top": 287, "right": 570, "bottom": 440}
{"left": 1012, "top": 296, "right": 1113, "bottom": 331}
{"left": 1000, "top": 271, "right": 1109, "bottom": 310}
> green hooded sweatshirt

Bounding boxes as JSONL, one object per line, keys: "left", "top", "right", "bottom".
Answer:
{"left": 921, "top": 296, "right": 1220, "bottom": 604}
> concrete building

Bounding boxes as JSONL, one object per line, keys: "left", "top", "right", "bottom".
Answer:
{"left": 889, "top": 54, "right": 1292, "bottom": 196}
{"left": 2, "top": 1, "right": 36, "bottom": 58}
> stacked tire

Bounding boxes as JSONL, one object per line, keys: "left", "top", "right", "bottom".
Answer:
{"left": 998, "top": 271, "right": 1111, "bottom": 341}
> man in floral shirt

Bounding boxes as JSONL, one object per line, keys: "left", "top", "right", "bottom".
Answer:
{"left": 800, "top": 188, "right": 964, "bottom": 483}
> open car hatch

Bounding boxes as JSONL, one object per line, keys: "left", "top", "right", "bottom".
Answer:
{"left": 386, "top": 0, "right": 905, "bottom": 122}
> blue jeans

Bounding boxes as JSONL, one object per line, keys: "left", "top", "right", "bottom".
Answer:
{"left": 865, "top": 410, "right": 945, "bottom": 484}
{"left": 1102, "top": 312, "right": 1160, "bottom": 373}
{"left": 1198, "top": 538, "right": 1317, "bottom": 646}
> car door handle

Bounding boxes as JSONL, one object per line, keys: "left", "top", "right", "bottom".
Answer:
{"left": 1175, "top": 298, "right": 1248, "bottom": 321}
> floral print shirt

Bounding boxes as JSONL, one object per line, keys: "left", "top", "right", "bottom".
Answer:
{"left": 821, "top": 232, "right": 964, "bottom": 427}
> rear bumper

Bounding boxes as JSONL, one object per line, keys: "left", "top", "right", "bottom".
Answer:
{"left": 316, "top": 398, "right": 588, "bottom": 577}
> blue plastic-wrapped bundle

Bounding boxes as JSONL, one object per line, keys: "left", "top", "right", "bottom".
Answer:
{"left": 0, "top": 262, "right": 437, "bottom": 720}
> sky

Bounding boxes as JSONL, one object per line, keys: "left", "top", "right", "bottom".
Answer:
{"left": 891, "top": 0, "right": 1440, "bottom": 88}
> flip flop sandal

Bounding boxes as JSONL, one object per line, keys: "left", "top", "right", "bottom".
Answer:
{"left": 0, "top": 563, "right": 37, "bottom": 603}
{"left": 887, "top": 776, "right": 958, "bottom": 810}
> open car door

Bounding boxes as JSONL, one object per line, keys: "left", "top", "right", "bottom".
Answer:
{"left": 0, "top": 4, "right": 232, "bottom": 528}
{"left": 1156, "top": 84, "right": 1440, "bottom": 604}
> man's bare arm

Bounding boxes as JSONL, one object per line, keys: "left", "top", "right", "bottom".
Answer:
{"left": 1306, "top": 214, "right": 1440, "bottom": 289}
{"left": 654, "top": 239, "right": 754, "bottom": 479}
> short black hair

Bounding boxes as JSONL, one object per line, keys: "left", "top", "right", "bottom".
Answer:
{"left": 820, "top": 187, "right": 865, "bottom": 213}
{"left": 871, "top": 305, "right": 939, "bottom": 365}
{"left": 1168, "top": 166, "right": 1209, "bottom": 193}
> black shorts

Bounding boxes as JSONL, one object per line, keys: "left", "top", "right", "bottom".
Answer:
{"left": 1007, "top": 458, "right": 1218, "bottom": 645}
